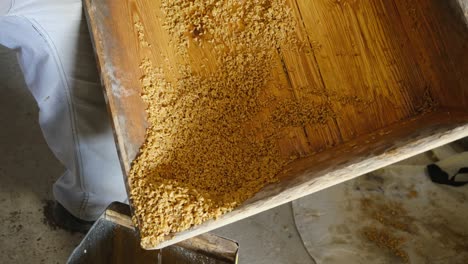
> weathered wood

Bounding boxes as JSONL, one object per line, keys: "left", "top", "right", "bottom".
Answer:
{"left": 83, "top": 0, "right": 468, "bottom": 249}
{"left": 155, "top": 111, "right": 468, "bottom": 248}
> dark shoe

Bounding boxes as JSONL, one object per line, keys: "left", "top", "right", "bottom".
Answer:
{"left": 43, "top": 200, "right": 94, "bottom": 234}
{"left": 427, "top": 164, "right": 468, "bottom": 187}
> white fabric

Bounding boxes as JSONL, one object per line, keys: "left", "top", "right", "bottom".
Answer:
{"left": 0, "top": 0, "right": 13, "bottom": 15}
{"left": 293, "top": 152, "right": 468, "bottom": 264}
{"left": 0, "top": 0, "right": 127, "bottom": 220}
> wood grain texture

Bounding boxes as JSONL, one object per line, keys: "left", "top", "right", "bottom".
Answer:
{"left": 83, "top": 0, "right": 468, "bottom": 249}
{"left": 155, "top": 111, "right": 468, "bottom": 249}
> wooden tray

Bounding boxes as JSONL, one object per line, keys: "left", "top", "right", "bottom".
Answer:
{"left": 84, "top": 0, "right": 468, "bottom": 249}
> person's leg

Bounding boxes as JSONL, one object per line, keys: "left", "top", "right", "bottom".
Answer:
{"left": 0, "top": 0, "right": 13, "bottom": 15}
{"left": 0, "top": 0, "right": 127, "bottom": 221}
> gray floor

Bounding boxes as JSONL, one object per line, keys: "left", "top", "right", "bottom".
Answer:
{"left": 0, "top": 47, "right": 84, "bottom": 263}
{"left": 0, "top": 45, "right": 314, "bottom": 263}
{"left": 214, "top": 203, "right": 315, "bottom": 264}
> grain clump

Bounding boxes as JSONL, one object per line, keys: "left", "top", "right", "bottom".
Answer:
{"left": 161, "top": 0, "right": 296, "bottom": 52}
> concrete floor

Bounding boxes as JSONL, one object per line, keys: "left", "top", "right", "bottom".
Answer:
{"left": 214, "top": 203, "right": 315, "bottom": 264}
{"left": 0, "top": 46, "right": 84, "bottom": 263}
{"left": 0, "top": 45, "right": 314, "bottom": 263}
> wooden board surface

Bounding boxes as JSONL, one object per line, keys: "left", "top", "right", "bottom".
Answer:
{"left": 84, "top": 0, "right": 468, "bottom": 248}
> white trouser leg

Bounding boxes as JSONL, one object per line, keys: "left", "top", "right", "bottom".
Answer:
{"left": 0, "top": 0, "right": 127, "bottom": 221}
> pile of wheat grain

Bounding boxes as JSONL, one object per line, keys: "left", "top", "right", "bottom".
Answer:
{"left": 129, "top": 0, "right": 338, "bottom": 248}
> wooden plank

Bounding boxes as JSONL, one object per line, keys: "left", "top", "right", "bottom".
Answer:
{"left": 296, "top": 0, "right": 431, "bottom": 140}
{"left": 85, "top": 0, "right": 468, "bottom": 169}
{"left": 83, "top": 0, "right": 468, "bottom": 249}
{"left": 154, "top": 111, "right": 468, "bottom": 249}
{"left": 391, "top": 0, "right": 468, "bottom": 109}
{"left": 84, "top": 0, "right": 146, "bottom": 175}
{"left": 280, "top": 0, "right": 344, "bottom": 154}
